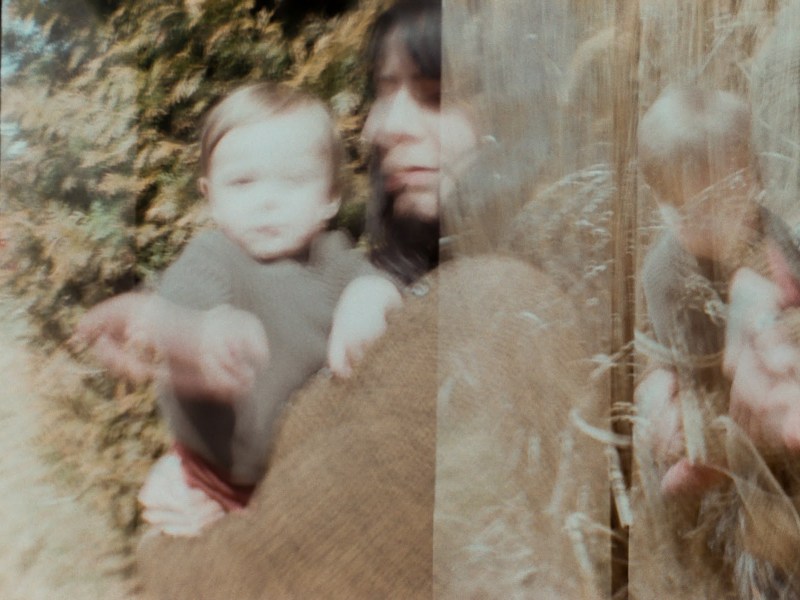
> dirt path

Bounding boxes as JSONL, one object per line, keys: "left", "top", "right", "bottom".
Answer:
{"left": 0, "top": 292, "right": 139, "bottom": 599}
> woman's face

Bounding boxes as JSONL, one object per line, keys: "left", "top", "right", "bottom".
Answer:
{"left": 363, "top": 30, "right": 477, "bottom": 222}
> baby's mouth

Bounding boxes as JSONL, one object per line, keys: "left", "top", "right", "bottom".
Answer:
{"left": 254, "top": 225, "right": 281, "bottom": 237}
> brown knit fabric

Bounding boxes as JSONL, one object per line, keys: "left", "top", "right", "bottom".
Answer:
{"left": 434, "top": 256, "right": 610, "bottom": 598}
{"left": 136, "top": 254, "right": 611, "bottom": 598}
{"left": 137, "top": 255, "right": 438, "bottom": 599}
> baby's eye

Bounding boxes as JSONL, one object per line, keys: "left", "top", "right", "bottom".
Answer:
{"left": 283, "top": 171, "right": 314, "bottom": 184}
{"left": 229, "top": 176, "right": 255, "bottom": 186}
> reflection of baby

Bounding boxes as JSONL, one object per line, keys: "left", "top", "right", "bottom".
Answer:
{"left": 638, "top": 87, "right": 762, "bottom": 463}
{"left": 131, "top": 83, "right": 401, "bottom": 523}
{"left": 636, "top": 85, "right": 800, "bottom": 596}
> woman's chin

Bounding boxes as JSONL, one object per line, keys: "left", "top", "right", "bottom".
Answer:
{"left": 392, "top": 190, "right": 439, "bottom": 222}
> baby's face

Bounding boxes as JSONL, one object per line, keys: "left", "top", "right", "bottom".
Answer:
{"left": 202, "top": 106, "right": 339, "bottom": 261}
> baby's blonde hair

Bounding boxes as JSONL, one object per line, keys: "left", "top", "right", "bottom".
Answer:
{"left": 638, "top": 87, "right": 753, "bottom": 208}
{"left": 199, "top": 82, "right": 345, "bottom": 196}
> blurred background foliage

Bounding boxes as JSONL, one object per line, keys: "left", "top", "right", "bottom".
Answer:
{"left": 1, "top": 0, "right": 388, "bottom": 542}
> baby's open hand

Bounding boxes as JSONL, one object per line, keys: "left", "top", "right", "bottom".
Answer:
{"left": 70, "top": 292, "right": 162, "bottom": 384}
{"left": 327, "top": 276, "right": 402, "bottom": 378}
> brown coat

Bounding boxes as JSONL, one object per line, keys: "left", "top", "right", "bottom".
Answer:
{"left": 137, "top": 255, "right": 610, "bottom": 599}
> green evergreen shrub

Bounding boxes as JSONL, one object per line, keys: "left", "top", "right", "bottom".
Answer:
{"left": 2, "top": 0, "right": 389, "bottom": 542}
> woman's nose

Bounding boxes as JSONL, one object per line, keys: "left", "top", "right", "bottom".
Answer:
{"left": 367, "top": 87, "right": 426, "bottom": 148}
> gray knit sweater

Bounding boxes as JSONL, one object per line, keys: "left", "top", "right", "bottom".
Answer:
{"left": 641, "top": 231, "right": 727, "bottom": 377}
{"left": 158, "top": 228, "right": 379, "bottom": 484}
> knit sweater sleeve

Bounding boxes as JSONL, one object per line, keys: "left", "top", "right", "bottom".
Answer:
{"left": 158, "top": 230, "right": 235, "bottom": 310}
{"left": 316, "top": 230, "right": 396, "bottom": 293}
{"left": 641, "top": 232, "right": 726, "bottom": 369}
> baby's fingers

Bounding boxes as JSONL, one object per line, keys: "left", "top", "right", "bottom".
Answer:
{"left": 203, "top": 352, "right": 256, "bottom": 399}
{"left": 239, "top": 326, "right": 269, "bottom": 365}
{"left": 90, "top": 334, "right": 156, "bottom": 383}
{"left": 751, "top": 324, "right": 800, "bottom": 377}
{"left": 661, "top": 458, "right": 726, "bottom": 497}
{"left": 327, "top": 337, "right": 352, "bottom": 379}
{"left": 345, "top": 342, "right": 366, "bottom": 372}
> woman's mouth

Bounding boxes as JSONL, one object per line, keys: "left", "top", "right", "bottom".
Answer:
{"left": 386, "top": 167, "right": 439, "bottom": 192}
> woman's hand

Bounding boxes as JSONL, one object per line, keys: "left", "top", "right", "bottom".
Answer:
{"left": 327, "top": 276, "right": 402, "bottom": 378}
{"left": 138, "top": 452, "right": 225, "bottom": 537}
{"left": 723, "top": 261, "right": 800, "bottom": 454}
{"left": 637, "top": 245, "right": 800, "bottom": 498}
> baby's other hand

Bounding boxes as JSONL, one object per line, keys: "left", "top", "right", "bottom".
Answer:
{"left": 70, "top": 292, "right": 161, "bottom": 384}
{"left": 196, "top": 305, "right": 269, "bottom": 400}
{"left": 328, "top": 276, "right": 402, "bottom": 378}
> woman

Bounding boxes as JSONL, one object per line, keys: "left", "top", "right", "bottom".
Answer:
{"left": 80, "top": 1, "right": 457, "bottom": 596}
{"left": 79, "top": 1, "right": 610, "bottom": 597}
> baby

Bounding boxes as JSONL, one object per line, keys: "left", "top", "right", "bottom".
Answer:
{"left": 636, "top": 85, "right": 800, "bottom": 596}
{"left": 79, "top": 83, "right": 401, "bottom": 532}
{"left": 637, "top": 86, "right": 763, "bottom": 474}
{"left": 638, "top": 85, "right": 800, "bottom": 477}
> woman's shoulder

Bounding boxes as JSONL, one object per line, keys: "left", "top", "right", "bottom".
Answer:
{"left": 433, "top": 254, "right": 578, "bottom": 327}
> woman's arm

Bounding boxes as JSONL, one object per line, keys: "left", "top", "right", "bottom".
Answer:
{"left": 71, "top": 292, "right": 165, "bottom": 383}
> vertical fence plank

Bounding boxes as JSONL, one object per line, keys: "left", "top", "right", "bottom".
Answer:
{"left": 610, "top": 0, "right": 640, "bottom": 596}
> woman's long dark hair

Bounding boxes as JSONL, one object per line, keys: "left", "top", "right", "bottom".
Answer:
{"left": 365, "top": 0, "right": 442, "bottom": 285}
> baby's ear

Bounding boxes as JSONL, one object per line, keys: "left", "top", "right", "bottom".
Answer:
{"left": 198, "top": 177, "right": 210, "bottom": 198}
{"left": 321, "top": 196, "right": 341, "bottom": 220}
